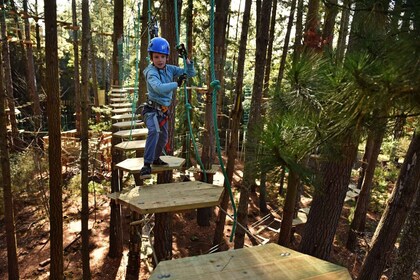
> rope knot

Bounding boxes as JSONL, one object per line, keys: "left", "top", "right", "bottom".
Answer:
{"left": 210, "top": 80, "right": 221, "bottom": 91}
{"left": 185, "top": 103, "right": 192, "bottom": 111}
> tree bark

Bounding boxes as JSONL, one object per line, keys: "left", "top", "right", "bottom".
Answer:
{"left": 23, "top": 0, "right": 41, "bottom": 132}
{"left": 0, "top": 1, "right": 19, "bottom": 147}
{"left": 72, "top": 0, "right": 81, "bottom": 135}
{"left": 276, "top": 0, "right": 297, "bottom": 92}
{"left": 214, "top": 0, "right": 231, "bottom": 123}
{"left": 0, "top": 48, "right": 19, "bottom": 280}
{"left": 347, "top": 121, "right": 386, "bottom": 251}
{"left": 236, "top": 0, "right": 272, "bottom": 249}
{"left": 299, "top": 132, "right": 358, "bottom": 260}
{"left": 213, "top": 0, "right": 252, "bottom": 251}
{"left": 109, "top": 0, "right": 124, "bottom": 258}
{"left": 45, "top": 0, "right": 63, "bottom": 277}
{"left": 278, "top": 170, "right": 299, "bottom": 247}
{"left": 81, "top": 0, "right": 92, "bottom": 278}
{"left": 292, "top": 0, "right": 304, "bottom": 64}
{"left": 322, "top": 0, "right": 338, "bottom": 52}
{"left": 390, "top": 184, "right": 420, "bottom": 280}
{"left": 336, "top": 0, "right": 351, "bottom": 64}
{"left": 358, "top": 130, "right": 420, "bottom": 280}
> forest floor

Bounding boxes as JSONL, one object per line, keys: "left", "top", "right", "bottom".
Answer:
{"left": 0, "top": 160, "right": 414, "bottom": 280}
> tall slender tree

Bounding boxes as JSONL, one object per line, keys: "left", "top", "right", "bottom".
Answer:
{"left": 358, "top": 130, "right": 420, "bottom": 280}
{"left": 81, "top": 0, "right": 91, "bottom": 277}
{"left": 0, "top": 50, "right": 19, "bottom": 280}
{"left": 23, "top": 0, "right": 41, "bottom": 132}
{"left": 45, "top": 0, "right": 63, "bottom": 277}
{"left": 1, "top": 0, "right": 18, "bottom": 147}
{"left": 213, "top": 0, "right": 252, "bottom": 250}
{"left": 235, "top": 0, "right": 272, "bottom": 249}
{"left": 72, "top": 0, "right": 81, "bottom": 134}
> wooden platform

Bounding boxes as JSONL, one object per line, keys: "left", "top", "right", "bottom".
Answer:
{"left": 114, "top": 139, "right": 146, "bottom": 152}
{"left": 149, "top": 243, "right": 351, "bottom": 280}
{"left": 112, "top": 128, "right": 148, "bottom": 139}
{"left": 108, "top": 180, "right": 223, "bottom": 214}
{"left": 115, "top": 155, "right": 185, "bottom": 173}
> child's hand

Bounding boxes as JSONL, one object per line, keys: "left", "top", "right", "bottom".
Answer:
{"left": 176, "top": 43, "right": 188, "bottom": 58}
{"left": 177, "top": 74, "right": 187, "bottom": 87}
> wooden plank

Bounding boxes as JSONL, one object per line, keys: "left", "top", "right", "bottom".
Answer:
{"left": 112, "top": 128, "right": 148, "bottom": 139}
{"left": 114, "top": 140, "right": 146, "bottom": 152}
{"left": 110, "top": 88, "right": 127, "bottom": 93}
{"left": 109, "top": 97, "right": 128, "bottom": 103}
{"left": 112, "top": 121, "right": 144, "bottom": 130}
{"left": 109, "top": 93, "right": 127, "bottom": 98}
{"left": 292, "top": 211, "right": 308, "bottom": 226}
{"left": 115, "top": 155, "right": 185, "bottom": 173}
{"left": 111, "top": 113, "right": 140, "bottom": 121}
{"left": 109, "top": 102, "right": 133, "bottom": 108}
{"left": 150, "top": 243, "right": 351, "bottom": 280}
{"left": 109, "top": 180, "right": 224, "bottom": 214}
{"left": 112, "top": 107, "right": 133, "bottom": 114}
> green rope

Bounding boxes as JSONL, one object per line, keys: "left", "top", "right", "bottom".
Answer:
{"left": 209, "top": 0, "right": 237, "bottom": 241}
{"left": 174, "top": 0, "right": 207, "bottom": 182}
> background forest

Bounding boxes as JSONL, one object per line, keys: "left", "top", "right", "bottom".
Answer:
{"left": 0, "top": 0, "right": 419, "bottom": 279}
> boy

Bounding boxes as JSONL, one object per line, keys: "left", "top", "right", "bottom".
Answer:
{"left": 140, "top": 37, "right": 196, "bottom": 179}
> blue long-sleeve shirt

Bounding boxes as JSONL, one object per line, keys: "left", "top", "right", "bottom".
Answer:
{"left": 143, "top": 62, "right": 196, "bottom": 107}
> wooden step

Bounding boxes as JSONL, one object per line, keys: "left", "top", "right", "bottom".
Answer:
{"left": 109, "top": 93, "right": 127, "bottom": 98}
{"left": 108, "top": 179, "right": 223, "bottom": 214}
{"left": 110, "top": 102, "right": 133, "bottom": 108}
{"left": 113, "top": 128, "right": 148, "bottom": 139}
{"left": 115, "top": 155, "right": 184, "bottom": 174}
{"left": 112, "top": 120, "right": 144, "bottom": 130}
{"left": 112, "top": 107, "right": 133, "bottom": 114}
{"left": 111, "top": 113, "right": 140, "bottom": 121}
{"left": 110, "top": 98, "right": 129, "bottom": 103}
{"left": 110, "top": 88, "right": 128, "bottom": 93}
{"left": 114, "top": 140, "right": 146, "bottom": 152}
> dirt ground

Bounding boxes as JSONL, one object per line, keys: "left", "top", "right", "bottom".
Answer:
{"left": 0, "top": 168, "right": 414, "bottom": 280}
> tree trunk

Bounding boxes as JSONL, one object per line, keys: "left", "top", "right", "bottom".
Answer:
{"left": 23, "top": 0, "right": 41, "bottom": 132}
{"left": 276, "top": 0, "right": 297, "bottom": 92}
{"left": 322, "top": 0, "right": 338, "bottom": 52}
{"left": 0, "top": 49, "right": 19, "bottom": 280}
{"left": 45, "top": 0, "right": 63, "bottom": 277}
{"left": 299, "top": 132, "right": 358, "bottom": 260}
{"left": 236, "top": 0, "right": 272, "bottom": 249}
{"left": 109, "top": 0, "right": 124, "bottom": 258}
{"left": 72, "top": 0, "right": 81, "bottom": 135}
{"left": 278, "top": 170, "right": 299, "bottom": 247}
{"left": 303, "top": 0, "right": 321, "bottom": 52}
{"left": 358, "top": 130, "right": 420, "bottom": 280}
{"left": 0, "top": 2, "right": 19, "bottom": 146}
{"left": 81, "top": 0, "right": 92, "bottom": 278}
{"left": 90, "top": 40, "right": 100, "bottom": 122}
{"left": 347, "top": 122, "right": 386, "bottom": 251}
{"left": 292, "top": 0, "right": 304, "bottom": 64}
{"left": 213, "top": 0, "right": 252, "bottom": 251}
{"left": 138, "top": 0, "right": 148, "bottom": 104}
{"left": 390, "top": 185, "right": 420, "bottom": 280}
{"left": 336, "top": 0, "right": 351, "bottom": 64}
{"left": 198, "top": 91, "right": 215, "bottom": 226}
{"left": 112, "top": 0, "right": 123, "bottom": 86}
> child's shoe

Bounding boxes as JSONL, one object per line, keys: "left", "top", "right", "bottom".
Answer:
{"left": 152, "top": 158, "right": 169, "bottom": 166}
{"left": 140, "top": 165, "right": 152, "bottom": 179}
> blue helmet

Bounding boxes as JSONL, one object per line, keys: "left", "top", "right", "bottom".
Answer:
{"left": 147, "top": 37, "right": 170, "bottom": 55}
